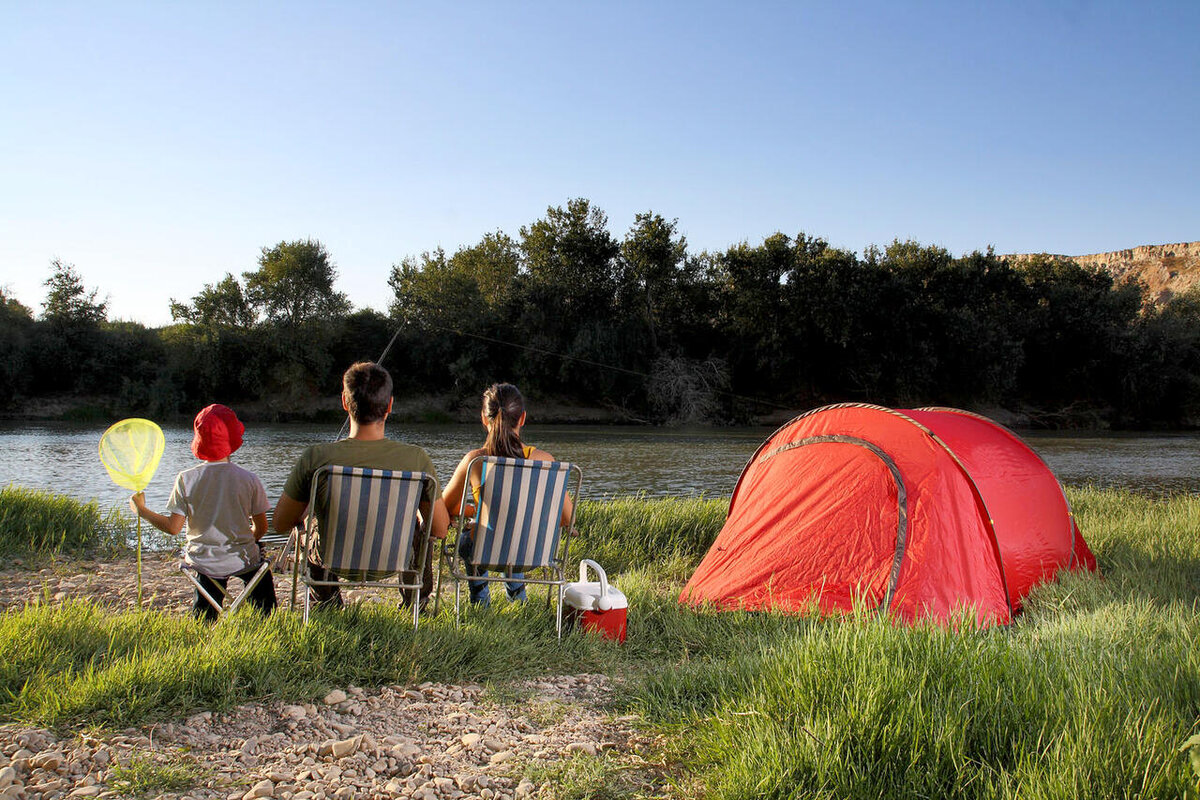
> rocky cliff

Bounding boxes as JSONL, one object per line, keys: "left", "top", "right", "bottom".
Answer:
{"left": 1005, "top": 241, "right": 1200, "bottom": 305}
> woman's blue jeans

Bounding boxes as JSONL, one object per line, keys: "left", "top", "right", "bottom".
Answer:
{"left": 458, "top": 530, "right": 527, "bottom": 606}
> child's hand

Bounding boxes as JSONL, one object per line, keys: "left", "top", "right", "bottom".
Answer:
{"left": 129, "top": 492, "right": 146, "bottom": 515}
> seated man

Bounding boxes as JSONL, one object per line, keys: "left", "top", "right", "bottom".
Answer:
{"left": 273, "top": 361, "right": 449, "bottom": 608}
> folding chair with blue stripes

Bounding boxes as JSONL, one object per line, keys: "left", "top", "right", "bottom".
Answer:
{"left": 439, "top": 456, "right": 583, "bottom": 637}
{"left": 296, "top": 465, "right": 436, "bottom": 628}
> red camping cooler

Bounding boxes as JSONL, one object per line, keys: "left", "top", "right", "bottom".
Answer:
{"left": 563, "top": 560, "right": 627, "bottom": 642}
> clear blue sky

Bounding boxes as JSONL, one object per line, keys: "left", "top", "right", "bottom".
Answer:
{"left": 2, "top": 1, "right": 1197, "bottom": 325}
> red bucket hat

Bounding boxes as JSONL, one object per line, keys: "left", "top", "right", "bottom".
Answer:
{"left": 191, "top": 404, "right": 245, "bottom": 461}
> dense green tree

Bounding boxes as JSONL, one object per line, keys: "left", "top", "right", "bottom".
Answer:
{"left": 1012, "top": 254, "right": 1142, "bottom": 410}
{"left": 389, "top": 248, "right": 483, "bottom": 331}
{"left": 780, "top": 239, "right": 886, "bottom": 401}
{"left": 41, "top": 259, "right": 107, "bottom": 325}
{"left": 387, "top": 248, "right": 488, "bottom": 393}
{"left": 1, "top": 287, "right": 32, "bottom": 322}
{"left": 519, "top": 199, "right": 620, "bottom": 320}
{"left": 871, "top": 242, "right": 1030, "bottom": 404}
{"left": 8, "top": 201, "right": 1200, "bottom": 428}
{"left": 0, "top": 287, "right": 33, "bottom": 402}
{"left": 714, "top": 233, "right": 806, "bottom": 395}
{"left": 27, "top": 261, "right": 109, "bottom": 395}
{"left": 166, "top": 273, "right": 260, "bottom": 407}
{"left": 170, "top": 273, "right": 256, "bottom": 328}
{"left": 244, "top": 239, "right": 350, "bottom": 327}
{"left": 506, "top": 200, "right": 624, "bottom": 398}
{"left": 1117, "top": 287, "right": 1200, "bottom": 425}
{"left": 452, "top": 232, "right": 521, "bottom": 311}
{"left": 159, "top": 321, "right": 265, "bottom": 407}
{"left": 330, "top": 309, "right": 395, "bottom": 372}
{"left": 618, "top": 212, "right": 689, "bottom": 354}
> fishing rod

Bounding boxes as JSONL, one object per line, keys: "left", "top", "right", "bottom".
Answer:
{"left": 334, "top": 324, "right": 407, "bottom": 441}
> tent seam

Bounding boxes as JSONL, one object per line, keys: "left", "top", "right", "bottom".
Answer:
{"left": 761, "top": 434, "right": 909, "bottom": 617}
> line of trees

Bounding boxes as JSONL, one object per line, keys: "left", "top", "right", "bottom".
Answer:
{"left": 3, "top": 200, "right": 1200, "bottom": 427}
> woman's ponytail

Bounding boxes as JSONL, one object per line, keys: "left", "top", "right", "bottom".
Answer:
{"left": 482, "top": 383, "right": 525, "bottom": 458}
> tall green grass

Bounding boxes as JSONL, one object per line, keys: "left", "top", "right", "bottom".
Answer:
{"left": 0, "top": 485, "right": 130, "bottom": 559}
{"left": 0, "top": 599, "right": 627, "bottom": 727}
{"left": 0, "top": 489, "right": 1197, "bottom": 798}
{"left": 574, "top": 495, "right": 726, "bottom": 577}
{"left": 632, "top": 605, "right": 1199, "bottom": 799}
{"left": 621, "top": 487, "right": 1200, "bottom": 799}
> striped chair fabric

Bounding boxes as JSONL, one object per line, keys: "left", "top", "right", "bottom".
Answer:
{"left": 471, "top": 457, "right": 572, "bottom": 571}
{"left": 314, "top": 466, "right": 427, "bottom": 576}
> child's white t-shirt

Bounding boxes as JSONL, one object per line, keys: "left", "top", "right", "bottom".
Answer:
{"left": 167, "top": 461, "right": 269, "bottom": 578}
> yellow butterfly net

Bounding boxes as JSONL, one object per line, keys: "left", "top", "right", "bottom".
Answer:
{"left": 99, "top": 418, "right": 166, "bottom": 606}
{"left": 99, "top": 418, "right": 165, "bottom": 491}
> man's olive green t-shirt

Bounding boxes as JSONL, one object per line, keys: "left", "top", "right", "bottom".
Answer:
{"left": 282, "top": 438, "right": 440, "bottom": 506}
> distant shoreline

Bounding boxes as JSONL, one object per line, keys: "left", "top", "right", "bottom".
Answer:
{"left": 0, "top": 392, "right": 659, "bottom": 427}
{"left": 4, "top": 393, "right": 1192, "bottom": 431}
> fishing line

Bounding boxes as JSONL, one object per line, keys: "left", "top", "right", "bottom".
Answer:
{"left": 334, "top": 325, "right": 406, "bottom": 441}
{"left": 335, "top": 320, "right": 794, "bottom": 441}
{"left": 420, "top": 323, "right": 796, "bottom": 412}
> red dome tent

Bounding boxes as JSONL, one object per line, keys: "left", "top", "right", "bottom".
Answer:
{"left": 680, "top": 404, "right": 1096, "bottom": 626}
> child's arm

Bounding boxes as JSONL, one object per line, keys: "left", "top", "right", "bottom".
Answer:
{"left": 129, "top": 493, "right": 186, "bottom": 536}
{"left": 251, "top": 512, "right": 268, "bottom": 541}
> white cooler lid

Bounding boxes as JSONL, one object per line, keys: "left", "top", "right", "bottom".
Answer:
{"left": 563, "top": 581, "right": 628, "bottom": 611}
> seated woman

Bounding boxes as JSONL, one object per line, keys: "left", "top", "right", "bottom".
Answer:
{"left": 442, "top": 383, "right": 573, "bottom": 607}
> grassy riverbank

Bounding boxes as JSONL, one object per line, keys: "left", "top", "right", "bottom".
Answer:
{"left": 1, "top": 489, "right": 1198, "bottom": 797}
{"left": 0, "top": 485, "right": 130, "bottom": 560}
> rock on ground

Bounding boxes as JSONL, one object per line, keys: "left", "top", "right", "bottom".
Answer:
{"left": 0, "top": 556, "right": 654, "bottom": 798}
{"left": 0, "top": 676, "right": 646, "bottom": 799}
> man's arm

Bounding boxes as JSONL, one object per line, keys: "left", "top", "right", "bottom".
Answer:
{"left": 273, "top": 494, "right": 308, "bottom": 534}
{"left": 431, "top": 497, "right": 449, "bottom": 539}
{"left": 419, "top": 497, "right": 451, "bottom": 540}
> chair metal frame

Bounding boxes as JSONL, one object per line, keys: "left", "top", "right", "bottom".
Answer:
{"left": 177, "top": 510, "right": 293, "bottom": 619}
{"left": 295, "top": 465, "right": 436, "bottom": 628}
{"left": 437, "top": 455, "right": 582, "bottom": 637}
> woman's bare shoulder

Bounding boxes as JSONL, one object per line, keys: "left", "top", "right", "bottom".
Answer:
{"left": 458, "top": 447, "right": 488, "bottom": 464}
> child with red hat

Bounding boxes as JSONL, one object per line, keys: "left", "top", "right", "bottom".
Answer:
{"left": 131, "top": 404, "right": 276, "bottom": 620}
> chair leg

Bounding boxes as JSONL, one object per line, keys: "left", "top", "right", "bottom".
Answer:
{"left": 433, "top": 544, "right": 444, "bottom": 616}
{"left": 555, "top": 583, "right": 564, "bottom": 640}
{"left": 291, "top": 543, "right": 301, "bottom": 610}
{"left": 182, "top": 568, "right": 226, "bottom": 616}
{"left": 303, "top": 578, "right": 311, "bottom": 625}
{"left": 454, "top": 578, "right": 462, "bottom": 629}
{"left": 227, "top": 563, "right": 270, "bottom": 615}
{"left": 269, "top": 530, "right": 297, "bottom": 612}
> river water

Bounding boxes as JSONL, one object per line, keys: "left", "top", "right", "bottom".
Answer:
{"left": 1, "top": 421, "right": 1199, "bottom": 509}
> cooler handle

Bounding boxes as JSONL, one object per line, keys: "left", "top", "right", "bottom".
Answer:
{"left": 578, "top": 559, "right": 613, "bottom": 611}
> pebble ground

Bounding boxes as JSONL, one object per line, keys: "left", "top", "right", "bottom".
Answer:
{"left": 0, "top": 554, "right": 656, "bottom": 800}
